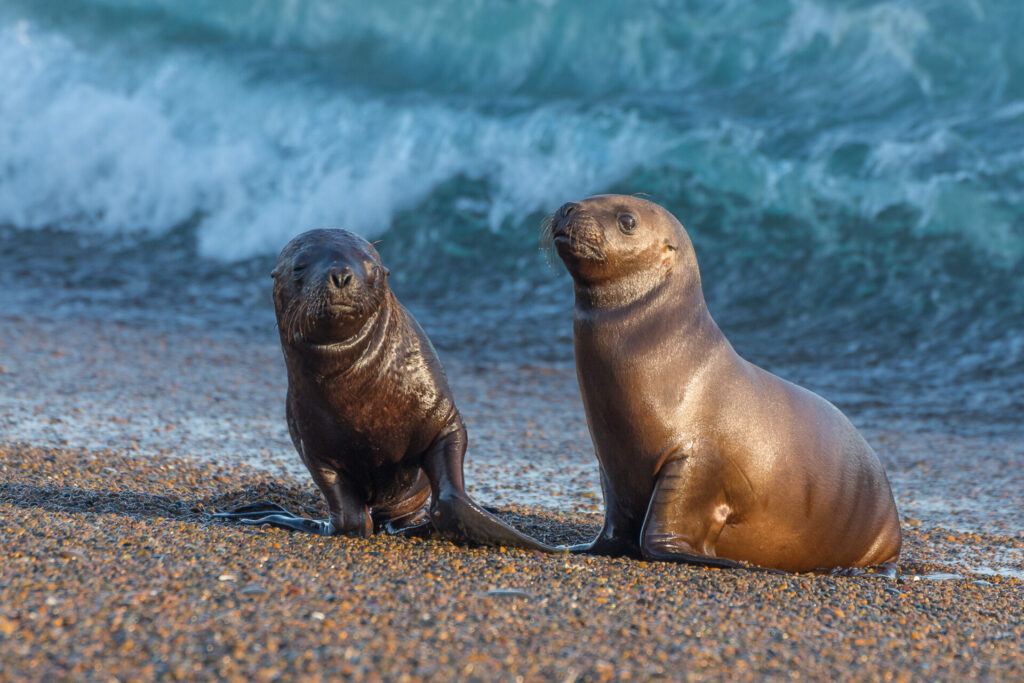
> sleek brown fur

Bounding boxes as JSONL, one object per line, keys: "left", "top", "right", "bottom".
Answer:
{"left": 549, "top": 195, "right": 901, "bottom": 573}
{"left": 217, "top": 228, "right": 553, "bottom": 552}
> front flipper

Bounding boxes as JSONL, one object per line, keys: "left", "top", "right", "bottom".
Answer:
{"left": 639, "top": 456, "right": 753, "bottom": 571}
{"left": 563, "top": 536, "right": 640, "bottom": 557}
{"left": 422, "top": 428, "right": 558, "bottom": 553}
{"left": 431, "top": 492, "right": 558, "bottom": 552}
{"left": 560, "top": 470, "right": 642, "bottom": 557}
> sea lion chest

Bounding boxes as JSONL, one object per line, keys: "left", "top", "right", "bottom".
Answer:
{"left": 574, "top": 301, "right": 692, "bottom": 514}
{"left": 284, "top": 326, "right": 455, "bottom": 501}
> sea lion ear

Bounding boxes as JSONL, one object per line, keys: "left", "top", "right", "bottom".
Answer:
{"left": 270, "top": 263, "right": 284, "bottom": 279}
{"left": 383, "top": 267, "right": 390, "bottom": 278}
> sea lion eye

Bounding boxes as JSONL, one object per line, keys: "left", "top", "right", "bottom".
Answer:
{"left": 292, "top": 262, "right": 307, "bottom": 279}
{"left": 618, "top": 214, "right": 637, "bottom": 233}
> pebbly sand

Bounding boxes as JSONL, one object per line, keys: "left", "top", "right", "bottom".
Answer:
{"left": 1, "top": 314, "right": 1022, "bottom": 680}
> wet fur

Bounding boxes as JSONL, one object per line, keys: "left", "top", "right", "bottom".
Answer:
{"left": 218, "top": 228, "right": 557, "bottom": 552}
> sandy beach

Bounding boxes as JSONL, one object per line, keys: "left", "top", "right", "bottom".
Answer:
{"left": 4, "top": 1, "right": 1024, "bottom": 679}
{"left": 1, "top": 314, "right": 1021, "bottom": 680}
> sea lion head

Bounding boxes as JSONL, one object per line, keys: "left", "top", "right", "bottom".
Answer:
{"left": 272, "top": 228, "right": 390, "bottom": 346}
{"left": 545, "top": 195, "right": 696, "bottom": 294}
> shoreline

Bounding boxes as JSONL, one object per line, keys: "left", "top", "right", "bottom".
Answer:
{"left": 2, "top": 315, "right": 1021, "bottom": 536}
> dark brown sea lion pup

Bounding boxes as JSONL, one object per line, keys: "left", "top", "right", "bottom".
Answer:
{"left": 217, "top": 228, "right": 554, "bottom": 552}
{"left": 545, "top": 195, "right": 901, "bottom": 573}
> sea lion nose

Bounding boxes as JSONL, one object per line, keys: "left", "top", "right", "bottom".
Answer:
{"left": 328, "top": 266, "right": 353, "bottom": 290}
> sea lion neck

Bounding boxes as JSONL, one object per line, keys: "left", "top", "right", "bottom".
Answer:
{"left": 572, "top": 262, "right": 702, "bottom": 318}
{"left": 573, "top": 265, "right": 726, "bottom": 380}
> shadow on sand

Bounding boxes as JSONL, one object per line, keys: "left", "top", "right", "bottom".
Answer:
{"left": 0, "top": 481, "right": 597, "bottom": 547}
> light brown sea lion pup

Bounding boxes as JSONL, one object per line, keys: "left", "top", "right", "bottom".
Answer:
{"left": 216, "top": 228, "right": 554, "bottom": 552}
{"left": 545, "top": 195, "right": 901, "bottom": 573}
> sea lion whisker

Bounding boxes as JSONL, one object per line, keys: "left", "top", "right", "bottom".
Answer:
{"left": 539, "top": 213, "right": 560, "bottom": 268}
{"left": 287, "top": 295, "right": 320, "bottom": 343}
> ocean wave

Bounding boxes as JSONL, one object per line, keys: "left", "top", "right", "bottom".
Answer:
{"left": 34, "top": 0, "right": 1024, "bottom": 100}
{"left": 0, "top": 18, "right": 671, "bottom": 260}
{"left": 1, "top": 0, "right": 1023, "bottom": 268}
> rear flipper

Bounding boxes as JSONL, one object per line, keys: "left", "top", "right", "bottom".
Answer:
{"left": 213, "top": 502, "right": 339, "bottom": 536}
{"left": 213, "top": 502, "right": 292, "bottom": 519}
{"left": 383, "top": 518, "right": 434, "bottom": 538}
{"left": 373, "top": 471, "right": 431, "bottom": 534}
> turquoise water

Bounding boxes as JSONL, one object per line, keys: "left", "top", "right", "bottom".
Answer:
{"left": 1, "top": 1, "right": 1022, "bottom": 427}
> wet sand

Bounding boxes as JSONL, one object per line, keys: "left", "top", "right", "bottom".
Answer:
{"left": 1, "top": 315, "right": 1022, "bottom": 680}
